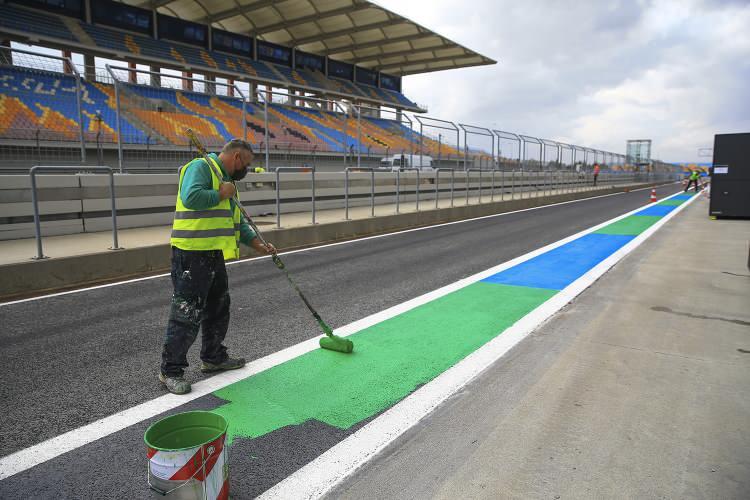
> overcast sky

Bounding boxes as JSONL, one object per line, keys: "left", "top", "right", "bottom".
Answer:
{"left": 376, "top": 0, "right": 750, "bottom": 163}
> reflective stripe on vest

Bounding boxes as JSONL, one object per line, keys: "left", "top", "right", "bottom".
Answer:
{"left": 170, "top": 157, "right": 241, "bottom": 260}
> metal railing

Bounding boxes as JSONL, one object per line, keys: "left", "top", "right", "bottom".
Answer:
{"left": 5, "top": 169, "right": 682, "bottom": 250}
{"left": 465, "top": 169, "right": 483, "bottom": 205}
{"left": 344, "top": 167, "right": 392, "bottom": 219}
{"left": 30, "top": 166, "right": 122, "bottom": 259}
{"left": 275, "top": 166, "right": 316, "bottom": 228}
{"left": 401, "top": 168, "right": 421, "bottom": 212}
{"left": 435, "top": 168, "right": 455, "bottom": 208}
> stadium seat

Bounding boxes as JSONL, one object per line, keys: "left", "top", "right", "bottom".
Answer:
{"left": 0, "top": 65, "right": 428, "bottom": 153}
{"left": 2, "top": 3, "right": 421, "bottom": 110}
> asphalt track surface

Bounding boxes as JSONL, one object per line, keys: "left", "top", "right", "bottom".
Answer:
{"left": 0, "top": 184, "right": 681, "bottom": 498}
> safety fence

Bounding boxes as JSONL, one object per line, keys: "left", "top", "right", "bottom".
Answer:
{"left": 0, "top": 47, "right": 682, "bottom": 176}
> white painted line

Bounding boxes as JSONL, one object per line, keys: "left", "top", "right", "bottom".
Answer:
{"left": 0, "top": 189, "right": 687, "bottom": 481}
{"left": 259, "top": 192, "right": 700, "bottom": 499}
{"left": 0, "top": 183, "right": 676, "bottom": 307}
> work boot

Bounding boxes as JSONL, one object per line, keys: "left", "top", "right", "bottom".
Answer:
{"left": 159, "top": 373, "right": 191, "bottom": 395}
{"left": 200, "top": 357, "right": 246, "bottom": 373}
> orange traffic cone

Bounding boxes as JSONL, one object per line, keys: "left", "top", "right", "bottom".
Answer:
{"left": 650, "top": 188, "right": 657, "bottom": 203}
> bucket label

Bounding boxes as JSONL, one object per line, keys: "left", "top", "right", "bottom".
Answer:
{"left": 149, "top": 448, "right": 201, "bottom": 480}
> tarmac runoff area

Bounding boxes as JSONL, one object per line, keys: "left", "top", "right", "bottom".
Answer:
{"left": 0, "top": 186, "right": 748, "bottom": 498}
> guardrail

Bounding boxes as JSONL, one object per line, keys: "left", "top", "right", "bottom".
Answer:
{"left": 29, "top": 166, "right": 122, "bottom": 259}
{"left": 1, "top": 170, "right": 682, "bottom": 255}
{"left": 435, "top": 168, "right": 455, "bottom": 208}
{"left": 275, "top": 166, "right": 316, "bottom": 228}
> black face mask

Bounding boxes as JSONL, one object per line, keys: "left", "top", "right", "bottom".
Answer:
{"left": 231, "top": 165, "right": 248, "bottom": 181}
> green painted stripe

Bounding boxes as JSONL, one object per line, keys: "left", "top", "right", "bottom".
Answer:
{"left": 212, "top": 282, "right": 557, "bottom": 442}
{"left": 657, "top": 199, "right": 685, "bottom": 206}
{"left": 594, "top": 215, "right": 661, "bottom": 235}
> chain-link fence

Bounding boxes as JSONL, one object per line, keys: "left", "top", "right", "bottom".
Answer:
{"left": 106, "top": 65, "right": 248, "bottom": 172}
{"left": 0, "top": 47, "right": 85, "bottom": 169}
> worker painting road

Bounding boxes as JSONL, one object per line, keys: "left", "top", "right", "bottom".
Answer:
{"left": 0, "top": 185, "right": 697, "bottom": 498}
{"left": 161, "top": 139, "right": 276, "bottom": 395}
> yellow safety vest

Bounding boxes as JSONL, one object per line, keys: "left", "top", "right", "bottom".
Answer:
{"left": 254, "top": 167, "right": 266, "bottom": 173}
{"left": 170, "top": 157, "right": 241, "bottom": 261}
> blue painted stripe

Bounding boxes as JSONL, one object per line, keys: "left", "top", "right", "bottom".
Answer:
{"left": 635, "top": 205, "right": 676, "bottom": 217}
{"left": 481, "top": 233, "right": 635, "bottom": 290}
{"left": 672, "top": 194, "right": 694, "bottom": 200}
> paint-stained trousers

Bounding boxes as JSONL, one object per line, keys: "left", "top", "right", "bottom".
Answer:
{"left": 161, "top": 247, "right": 230, "bottom": 377}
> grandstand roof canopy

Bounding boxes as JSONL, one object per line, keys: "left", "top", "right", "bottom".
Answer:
{"left": 128, "top": 0, "right": 497, "bottom": 76}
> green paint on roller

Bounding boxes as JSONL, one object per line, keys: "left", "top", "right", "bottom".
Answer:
{"left": 657, "top": 199, "right": 685, "bottom": 206}
{"left": 211, "top": 282, "right": 556, "bottom": 443}
{"left": 594, "top": 215, "right": 661, "bottom": 236}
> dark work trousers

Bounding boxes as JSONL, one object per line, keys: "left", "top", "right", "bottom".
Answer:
{"left": 161, "top": 247, "right": 230, "bottom": 377}
{"left": 685, "top": 179, "right": 700, "bottom": 192}
{"left": 593, "top": 173, "right": 598, "bottom": 186}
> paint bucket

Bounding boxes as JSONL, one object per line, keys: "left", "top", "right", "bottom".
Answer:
{"left": 144, "top": 411, "right": 229, "bottom": 500}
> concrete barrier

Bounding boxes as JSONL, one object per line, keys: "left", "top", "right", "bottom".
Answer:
{"left": 0, "top": 181, "right": 671, "bottom": 300}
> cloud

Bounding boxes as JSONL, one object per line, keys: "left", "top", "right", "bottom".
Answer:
{"left": 376, "top": 0, "right": 750, "bottom": 162}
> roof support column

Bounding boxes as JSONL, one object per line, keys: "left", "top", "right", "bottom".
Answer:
{"left": 205, "top": 74, "right": 216, "bottom": 95}
{"left": 182, "top": 71, "right": 193, "bottom": 90}
{"left": 150, "top": 65, "right": 161, "bottom": 87}
{"left": 62, "top": 50, "right": 73, "bottom": 74}
{"left": 128, "top": 62, "right": 137, "bottom": 83}
{"left": 84, "top": 53, "right": 95, "bottom": 81}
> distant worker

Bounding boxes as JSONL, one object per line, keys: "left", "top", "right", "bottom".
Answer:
{"left": 684, "top": 168, "right": 702, "bottom": 192}
{"left": 160, "top": 139, "right": 276, "bottom": 395}
{"left": 593, "top": 163, "right": 601, "bottom": 186}
{"left": 253, "top": 165, "right": 266, "bottom": 187}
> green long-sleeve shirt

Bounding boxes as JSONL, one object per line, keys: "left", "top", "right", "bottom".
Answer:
{"left": 179, "top": 153, "right": 256, "bottom": 246}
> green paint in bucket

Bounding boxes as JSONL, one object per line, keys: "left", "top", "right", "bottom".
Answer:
{"left": 144, "top": 411, "right": 230, "bottom": 500}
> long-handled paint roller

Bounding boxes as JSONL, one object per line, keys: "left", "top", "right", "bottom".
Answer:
{"left": 185, "top": 129, "right": 353, "bottom": 354}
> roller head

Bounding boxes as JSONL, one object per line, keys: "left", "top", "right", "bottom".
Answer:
{"left": 320, "top": 335, "right": 354, "bottom": 353}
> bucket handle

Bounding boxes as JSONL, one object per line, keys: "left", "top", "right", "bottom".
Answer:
{"left": 148, "top": 445, "right": 217, "bottom": 497}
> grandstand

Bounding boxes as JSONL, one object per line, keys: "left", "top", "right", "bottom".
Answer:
{"left": 0, "top": 0, "right": 497, "bottom": 171}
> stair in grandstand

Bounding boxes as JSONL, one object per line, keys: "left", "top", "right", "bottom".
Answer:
{"left": 281, "top": 107, "right": 349, "bottom": 152}
{"left": 266, "top": 64, "right": 290, "bottom": 84}
{"left": 246, "top": 121, "right": 275, "bottom": 140}
{"left": 266, "top": 106, "right": 321, "bottom": 150}
{"left": 115, "top": 87, "right": 173, "bottom": 144}
{"left": 283, "top": 126, "right": 310, "bottom": 143}
{"left": 367, "top": 134, "right": 389, "bottom": 148}
{"left": 61, "top": 16, "right": 96, "bottom": 47}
